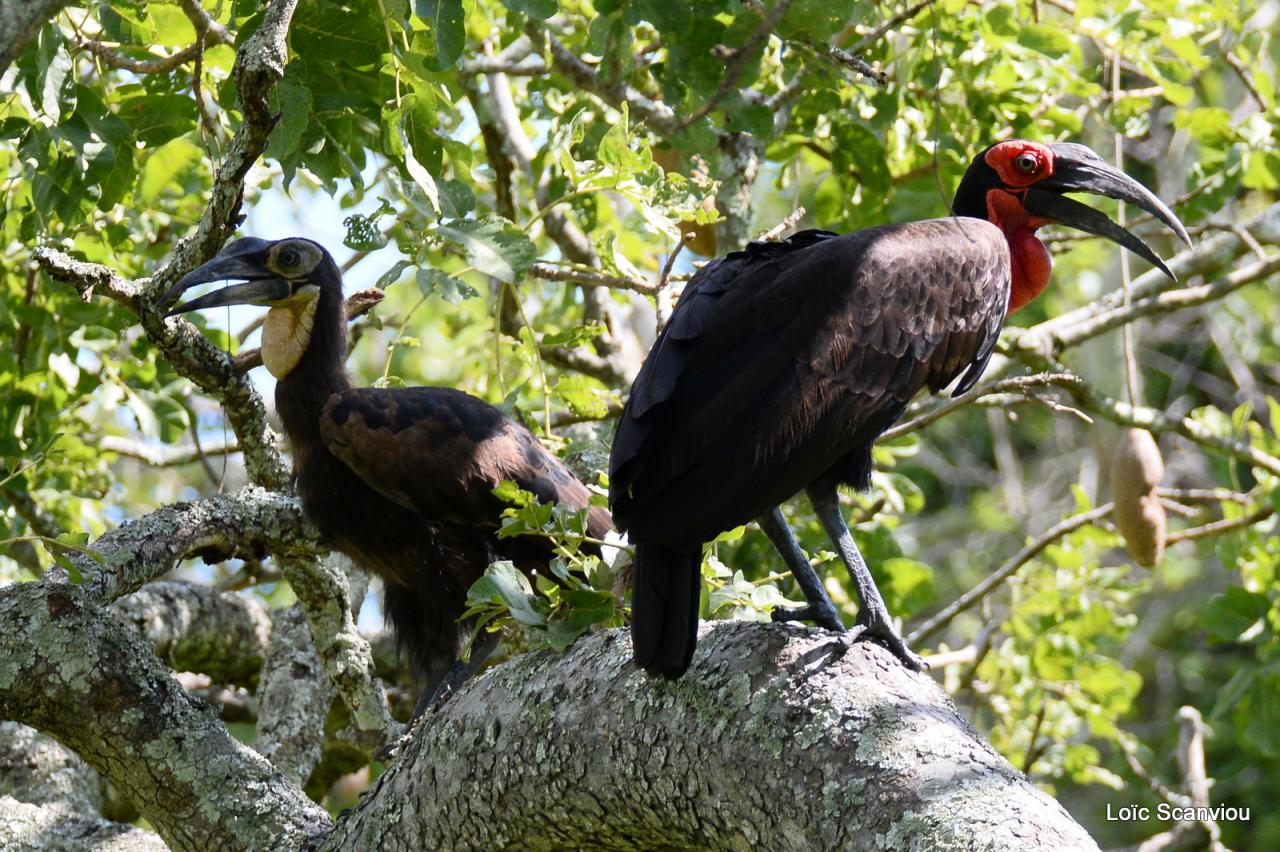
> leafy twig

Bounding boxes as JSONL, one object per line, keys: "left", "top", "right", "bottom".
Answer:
{"left": 907, "top": 503, "right": 1115, "bottom": 643}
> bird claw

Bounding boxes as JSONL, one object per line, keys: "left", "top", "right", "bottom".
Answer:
{"left": 375, "top": 730, "right": 414, "bottom": 763}
{"left": 850, "top": 619, "right": 929, "bottom": 672}
{"left": 772, "top": 604, "right": 844, "bottom": 632}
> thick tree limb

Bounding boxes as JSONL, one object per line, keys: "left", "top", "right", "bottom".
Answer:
{"left": 66, "top": 486, "right": 323, "bottom": 604}
{"left": 321, "top": 622, "right": 1098, "bottom": 850}
{"left": 275, "top": 553, "right": 399, "bottom": 755}
{"left": 111, "top": 580, "right": 273, "bottom": 686}
{"left": 0, "top": 798, "right": 169, "bottom": 852}
{"left": 0, "top": 721, "right": 171, "bottom": 851}
{"left": 255, "top": 606, "right": 337, "bottom": 785}
{"left": 64, "top": 490, "right": 396, "bottom": 754}
{"left": 0, "top": 580, "right": 330, "bottom": 850}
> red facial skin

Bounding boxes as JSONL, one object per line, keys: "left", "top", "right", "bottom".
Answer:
{"left": 982, "top": 141, "right": 1057, "bottom": 312}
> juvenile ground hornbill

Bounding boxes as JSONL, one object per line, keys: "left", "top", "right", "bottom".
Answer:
{"left": 611, "top": 140, "right": 1190, "bottom": 678}
{"left": 162, "top": 238, "right": 611, "bottom": 712}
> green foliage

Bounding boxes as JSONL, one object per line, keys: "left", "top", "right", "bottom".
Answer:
{"left": 460, "top": 481, "right": 622, "bottom": 653}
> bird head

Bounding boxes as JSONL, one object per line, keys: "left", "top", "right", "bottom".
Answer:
{"left": 952, "top": 140, "right": 1190, "bottom": 311}
{"left": 161, "top": 237, "right": 341, "bottom": 378}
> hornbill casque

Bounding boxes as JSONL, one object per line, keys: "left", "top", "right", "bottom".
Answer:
{"left": 610, "top": 139, "right": 1190, "bottom": 678}
{"left": 162, "top": 237, "right": 612, "bottom": 712}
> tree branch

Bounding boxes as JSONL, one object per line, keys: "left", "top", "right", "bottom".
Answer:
{"left": 1014, "top": 201, "right": 1280, "bottom": 359}
{"left": 322, "top": 622, "right": 1098, "bottom": 849}
{"left": 529, "top": 24, "right": 679, "bottom": 136}
{"left": 275, "top": 554, "right": 399, "bottom": 755}
{"left": 68, "top": 486, "right": 323, "bottom": 605}
{"left": 255, "top": 605, "right": 337, "bottom": 785}
{"left": 0, "top": 0, "right": 71, "bottom": 72}
{"left": 908, "top": 504, "right": 1115, "bottom": 643}
{"left": 110, "top": 580, "right": 272, "bottom": 687}
{"left": 34, "top": 247, "right": 290, "bottom": 489}
{"left": 677, "top": 0, "right": 793, "bottom": 131}
{"left": 0, "top": 580, "right": 330, "bottom": 850}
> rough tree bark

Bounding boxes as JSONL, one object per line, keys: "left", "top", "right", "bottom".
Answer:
{"left": 325, "top": 622, "right": 1099, "bottom": 851}
{"left": 0, "top": 573, "right": 1099, "bottom": 851}
{"left": 0, "top": 0, "right": 71, "bottom": 72}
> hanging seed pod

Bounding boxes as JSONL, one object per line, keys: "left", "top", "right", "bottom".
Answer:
{"left": 1111, "top": 428, "right": 1167, "bottom": 566}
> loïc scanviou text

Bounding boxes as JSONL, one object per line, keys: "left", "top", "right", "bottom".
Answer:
{"left": 1106, "top": 803, "right": 1250, "bottom": 822}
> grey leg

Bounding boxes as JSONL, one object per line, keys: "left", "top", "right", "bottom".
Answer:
{"left": 809, "top": 489, "right": 927, "bottom": 671}
{"left": 758, "top": 507, "right": 844, "bottom": 631}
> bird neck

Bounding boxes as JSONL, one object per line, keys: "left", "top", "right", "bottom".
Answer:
{"left": 984, "top": 189, "right": 1053, "bottom": 313}
{"left": 275, "top": 286, "right": 351, "bottom": 445}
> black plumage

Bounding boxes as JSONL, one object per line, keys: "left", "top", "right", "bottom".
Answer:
{"left": 164, "top": 238, "right": 611, "bottom": 708}
{"left": 611, "top": 140, "right": 1189, "bottom": 678}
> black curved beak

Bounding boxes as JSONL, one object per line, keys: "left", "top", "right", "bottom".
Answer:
{"left": 161, "top": 238, "right": 289, "bottom": 316}
{"left": 1024, "top": 142, "right": 1191, "bottom": 280}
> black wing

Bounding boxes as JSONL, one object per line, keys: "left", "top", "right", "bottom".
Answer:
{"left": 609, "top": 218, "right": 1009, "bottom": 545}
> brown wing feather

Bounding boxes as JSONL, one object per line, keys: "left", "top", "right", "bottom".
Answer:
{"left": 320, "top": 386, "right": 611, "bottom": 538}
{"left": 609, "top": 217, "right": 1009, "bottom": 546}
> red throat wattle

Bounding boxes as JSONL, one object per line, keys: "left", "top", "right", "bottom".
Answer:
{"left": 986, "top": 189, "right": 1053, "bottom": 312}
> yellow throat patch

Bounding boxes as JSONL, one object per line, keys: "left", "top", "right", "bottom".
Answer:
{"left": 261, "top": 286, "right": 320, "bottom": 378}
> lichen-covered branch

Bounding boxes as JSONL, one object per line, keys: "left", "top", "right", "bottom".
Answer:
{"left": 0, "top": 720, "right": 170, "bottom": 851}
{"left": 321, "top": 622, "right": 1099, "bottom": 850}
{"left": 255, "top": 606, "right": 337, "bottom": 785}
{"left": 68, "top": 485, "right": 323, "bottom": 604}
{"left": 110, "top": 580, "right": 273, "bottom": 686}
{"left": 150, "top": 0, "right": 300, "bottom": 294}
{"left": 276, "top": 554, "right": 399, "bottom": 755}
{"left": 0, "top": 580, "right": 330, "bottom": 851}
{"left": 30, "top": 0, "right": 303, "bottom": 490}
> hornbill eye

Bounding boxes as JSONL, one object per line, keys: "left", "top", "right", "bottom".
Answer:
{"left": 1015, "top": 152, "right": 1039, "bottom": 174}
{"left": 278, "top": 246, "right": 302, "bottom": 268}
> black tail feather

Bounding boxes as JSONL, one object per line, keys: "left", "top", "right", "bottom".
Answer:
{"left": 630, "top": 545, "right": 702, "bottom": 678}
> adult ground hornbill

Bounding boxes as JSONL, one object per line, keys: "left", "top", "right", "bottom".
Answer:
{"left": 611, "top": 140, "right": 1190, "bottom": 678}
{"left": 162, "top": 237, "right": 611, "bottom": 712}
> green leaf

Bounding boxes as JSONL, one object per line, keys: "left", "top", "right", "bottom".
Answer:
{"left": 555, "top": 374, "right": 608, "bottom": 418}
{"left": 99, "top": 2, "right": 156, "bottom": 43}
{"left": 438, "top": 179, "right": 476, "bottom": 218}
{"left": 415, "top": 0, "right": 466, "bottom": 70}
{"left": 266, "top": 80, "right": 313, "bottom": 161}
{"left": 118, "top": 94, "right": 198, "bottom": 147}
{"left": 466, "top": 560, "right": 546, "bottom": 627}
{"left": 374, "top": 259, "right": 413, "bottom": 289}
{"left": 597, "top": 104, "right": 653, "bottom": 180}
{"left": 436, "top": 217, "right": 537, "bottom": 284}
{"left": 293, "top": 0, "right": 385, "bottom": 68}
{"left": 416, "top": 266, "right": 478, "bottom": 303}
{"left": 140, "top": 139, "right": 203, "bottom": 204}
{"left": 1204, "top": 586, "right": 1270, "bottom": 643}
{"left": 1017, "top": 23, "right": 1074, "bottom": 58}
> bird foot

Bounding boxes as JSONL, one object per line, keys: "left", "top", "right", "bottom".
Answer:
{"left": 771, "top": 603, "right": 844, "bottom": 632}
{"left": 850, "top": 618, "right": 929, "bottom": 672}
{"left": 375, "top": 730, "right": 415, "bottom": 763}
